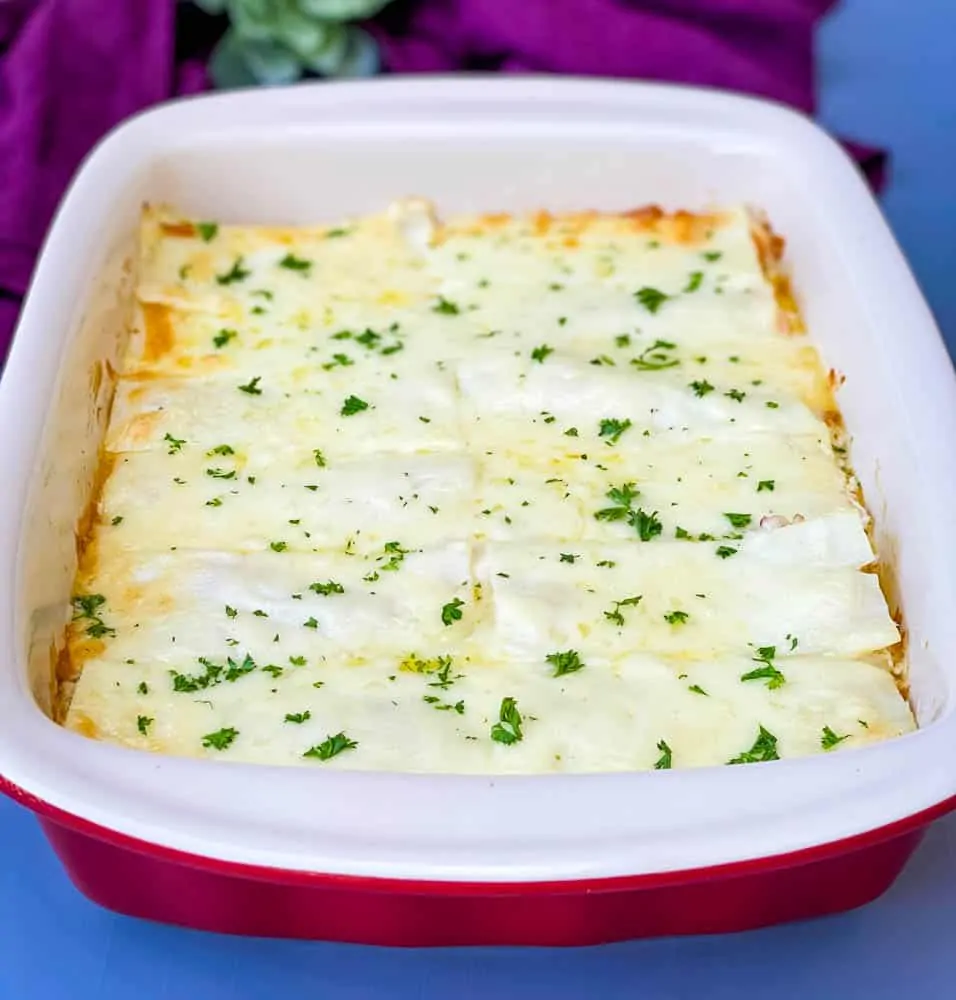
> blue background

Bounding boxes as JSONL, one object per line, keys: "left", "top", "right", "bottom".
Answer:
{"left": 2, "top": 1, "right": 954, "bottom": 996}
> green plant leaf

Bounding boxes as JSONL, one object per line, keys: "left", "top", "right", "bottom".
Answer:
{"left": 298, "top": 0, "right": 396, "bottom": 23}
{"left": 243, "top": 37, "right": 304, "bottom": 85}
{"left": 208, "top": 29, "right": 262, "bottom": 90}
{"left": 194, "top": 0, "right": 231, "bottom": 14}
{"left": 300, "top": 21, "right": 349, "bottom": 74}
{"left": 332, "top": 26, "right": 380, "bottom": 77}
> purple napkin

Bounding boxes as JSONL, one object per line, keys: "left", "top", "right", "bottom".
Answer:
{"left": 372, "top": 0, "right": 885, "bottom": 184}
{"left": 0, "top": 0, "right": 205, "bottom": 353}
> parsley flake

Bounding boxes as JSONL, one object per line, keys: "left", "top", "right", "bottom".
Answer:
{"left": 654, "top": 739, "right": 673, "bottom": 770}
{"left": 310, "top": 580, "right": 344, "bottom": 596}
{"left": 284, "top": 711, "right": 312, "bottom": 724}
{"left": 136, "top": 715, "right": 153, "bottom": 736}
{"left": 213, "top": 328, "right": 237, "bottom": 349}
{"left": 690, "top": 379, "right": 714, "bottom": 397}
{"left": 664, "top": 610, "right": 689, "bottom": 625}
{"left": 635, "top": 286, "right": 669, "bottom": 314}
{"left": 531, "top": 344, "right": 554, "bottom": 363}
{"left": 441, "top": 598, "right": 465, "bottom": 626}
{"left": 216, "top": 258, "right": 250, "bottom": 285}
{"left": 163, "top": 433, "right": 186, "bottom": 454}
{"left": 278, "top": 253, "right": 312, "bottom": 273}
{"left": 821, "top": 726, "right": 850, "bottom": 751}
{"left": 728, "top": 725, "right": 780, "bottom": 765}
{"left": 202, "top": 727, "right": 238, "bottom": 751}
{"left": 490, "top": 697, "right": 524, "bottom": 745}
{"left": 196, "top": 221, "right": 219, "bottom": 242}
{"left": 723, "top": 512, "right": 752, "bottom": 529}
{"left": 757, "top": 480, "right": 775, "bottom": 492}
{"left": 546, "top": 649, "right": 585, "bottom": 677}
{"left": 340, "top": 395, "right": 369, "bottom": 416}
{"left": 303, "top": 732, "right": 358, "bottom": 760}
{"left": 432, "top": 296, "right": 460, "bottom": 315}
{"left": 598, "top": 417, "right": 632, "bottom": 445}
{"left": 684, "top": 271, "right": 704, "bottom": 293}
{"left": 238, "top": 376, "right": 262, "bottom": 395}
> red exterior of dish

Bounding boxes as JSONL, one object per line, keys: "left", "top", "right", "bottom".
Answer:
{"left": 3, "top": 775, "right": 954, "bottom": 945}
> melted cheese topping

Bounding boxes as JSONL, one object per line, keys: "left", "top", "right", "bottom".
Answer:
{"left": 62, "top": 203, "right": 914, "bottom": 771}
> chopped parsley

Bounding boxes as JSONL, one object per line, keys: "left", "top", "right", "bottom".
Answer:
{"left": 225, "top": 605, "right": 238, "bottom": 618}
{"left": 216, "top": 258, "right": 250, "bottom": 285}
{"left": 432, "top": 296, "right": 460, "bottom": 315}
{"left": 196, "top": 221, "right": 219, "bottom": 242}
{"left": 238, "top": 376, "right": 262, "bottom": 395}
{"left": 207, "top": 444, "right": 235, "bottom": 456}
{"left": 603, "top": 595, "right": 642, "bottom": 627}
{"left": 631, "top": 339, "right": 679, "bottom": 371}
{"left": 821, "top": 726, "right": 850, "bottom": 751}
{"left": 598, "top": 417, "right": 632, "bottom": 445}
{"left": 202, "top": 727, "right": 238, "bottom": 751}
{"left": 684, "top": 271, "right": 704, "bottom": 293}
{"left": 136, "top": 715, "right": 153, "bottom": 736}
{"left": 723, "top": 512, "right": 752, "bottom": 529}
{"left": 137, "top": 682, "right": 149, "bottom": 695}
{"left": 303, "top": 732, "right": 358, "bottom": 760}
{"left": 310, "top": 580, "right": 344, "bottom": 596}
{"left": 278, "top": 253, "right": 312, "bottom": 273}
{"left": 206, "top": 467, "right": 236, "bottom": 480}
{"left": 270, "top": 540, "right": 287, "bottom": 552}
{"left": 728, "top": 725, "right": 780, "bottom": 765}
{"left": 325, "top": 227, "right": 351, "bottom": 239}
{"left": 441, "top": 597, "right": 465, "bottom": 626}
{"left": 757, "top": 480, "right": 775, "bottom": 492}
{"left": 702, "top": 250, "right": 723, "bottom": 262}
{"left": 688, "top": 684, "right": 708, "bottom": 696}
{"left": 740, "top": 664, "right": 786, "bottom": 689}
{"left": 715, "top": 545, "right": 738, "bottom": 559}
{"left": 594, "top": 482, "right": 639, "bottom": 521}
{"left": 163, "top": 433, "right": 186, "bottom": 454}
{"left": 303, "top": 617, "right": 319, "bottom": 629}
{"left": 689, "top": 379, "right": 714, "bottom": 397}
{"left": 71, "top": 593, "right": 116, "bottom": 639}
{"left": 725, "top": 388, "right": 746, "bottom": 403}
{"left": 284, "top": 711, "right": 312, "bottom": 724}
{"left": 531, "top": 344, "right": 554, "bottom": 363}
{"left": 380, "top": 541, "right": 410, "bottom": 572}
{"left": 654, "top": 740, "right": 673, "bottom": 770}
{"left": 663, "top": 610, "right": 689, "bottom": 625}
{"left": 635, "top": 286, "right": 669, "bottom": 314}
{"left": 340, "top": 394, "right": 369, "bottom": 416}
{"left": 313, "top": 448, "right": 327, "bottom": 468}
{"left": 546, "top": 649, "right": 585, "bottom": 677}
{"left": 629, "top": 508, "right": 662, "bottom": 541}
{"left": 490, "top": 697, "right": 524, "bottom": 745}
{"left": 559, "top": 553, "right": 578, "bottom": 564}
{"left": 213, "top": 328, "right": 237, "bottom": 349}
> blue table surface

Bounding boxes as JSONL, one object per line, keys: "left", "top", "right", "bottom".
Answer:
{"left": 3, "top": 2, "right": 955, "bottom": 997}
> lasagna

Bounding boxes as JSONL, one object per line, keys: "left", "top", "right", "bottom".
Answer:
{"left": 60, "top": 202, "right": 915, "bottom": 772}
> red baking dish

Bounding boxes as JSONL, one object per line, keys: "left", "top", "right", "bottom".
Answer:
{"left": 1, "top": 78, "right": 955, "bottom": 944}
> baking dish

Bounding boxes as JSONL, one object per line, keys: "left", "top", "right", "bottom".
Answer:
{"left": 1, "top": 77, "right": 955, "bottom": 945}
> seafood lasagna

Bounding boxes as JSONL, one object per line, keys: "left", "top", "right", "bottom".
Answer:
{"left": 60, "top": 202, "right": 914, "bottom": 771}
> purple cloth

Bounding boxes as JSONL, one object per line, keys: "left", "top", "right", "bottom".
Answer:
{"left": 373, "top": 0, "right": 885, "bottom": 184}
{"left": 0, "top": 0, "right": 205, "bottom": 352}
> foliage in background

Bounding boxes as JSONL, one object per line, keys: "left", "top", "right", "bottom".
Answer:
{"left": 194, "top": 0, "right": 395, "bottom": 88}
